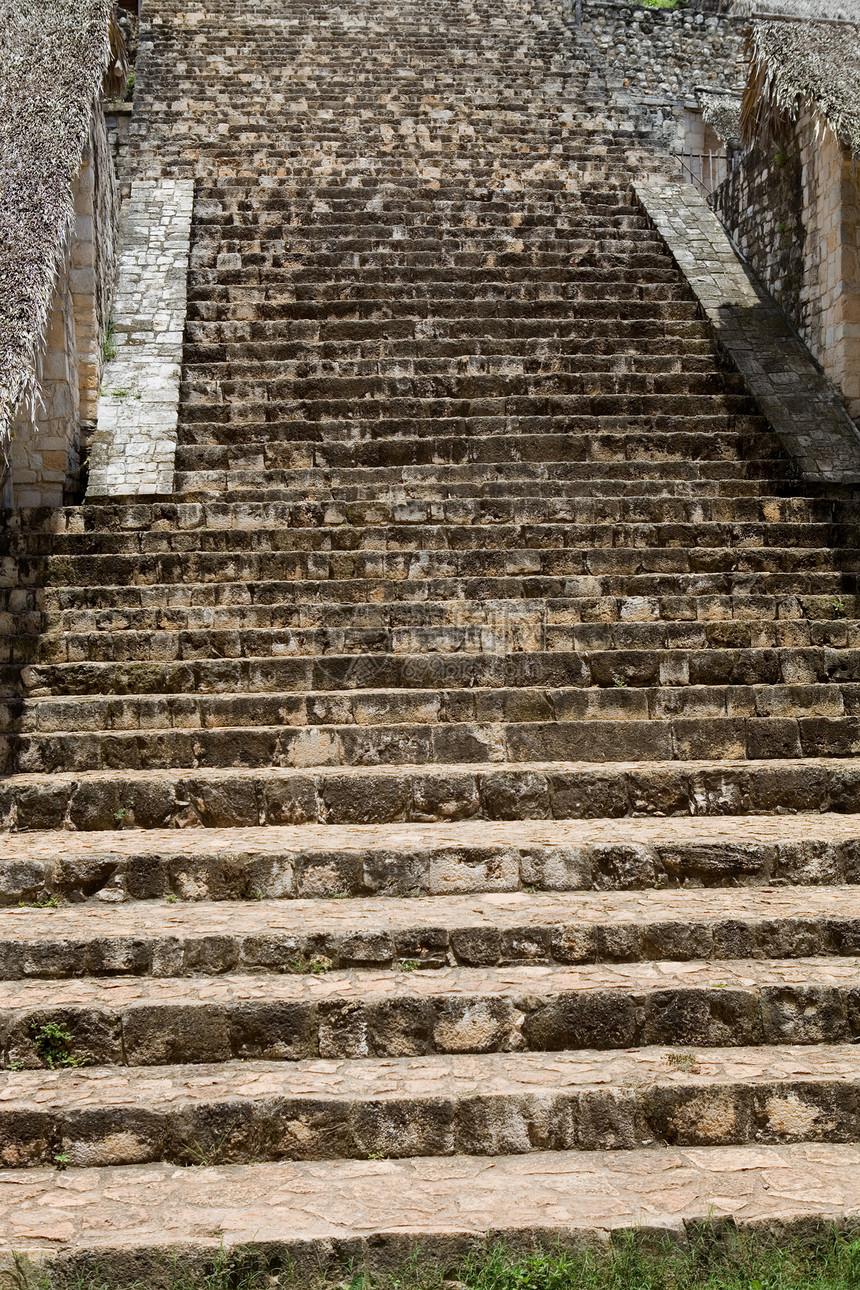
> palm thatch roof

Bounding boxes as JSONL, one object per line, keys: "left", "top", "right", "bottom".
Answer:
{"left": 700, "top": 91, "right": 743, "bottom": 145}
{"left": 0, "top": 0, "right": 117, "bottom": 466}
{"left": 741, "top": 16, "right": 860, "bottom": 152}
{"left": 733, "top": 1, "right": 860, "bottom": 16}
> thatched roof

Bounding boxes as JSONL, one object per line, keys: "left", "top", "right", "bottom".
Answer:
{"left": 0, "top": 0, "right": 116, "bottom": 462}
{"left": 741, "top": 17, "right": 860, "bottom": 152}
{"left": 733, "top": 1, "right": 860, "bottom": 16}
{"left": 700, "top": 91, "right": 743, "bottom": 145}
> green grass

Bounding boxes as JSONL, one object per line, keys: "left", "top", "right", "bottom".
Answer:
{"left": 637, "top": 0, "right": 683, "bottom": 8}
{"left": 8, "top": 1227, "right": 860, "bottom": 1290}
{"left": 445, "top": 1232, "right": 860, "bottom": 1290}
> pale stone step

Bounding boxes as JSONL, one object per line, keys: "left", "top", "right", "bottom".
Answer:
{"left": 5, "top": 956, "right": 860, "bottom": 1067}
{"left": 7, "top": 1142, "right": 860, "bottom": 1277}
{"left": 2, "top": 814, "right": 858, "bottom": 905}
{"left": 2, "top": 1044, "right": 860, "bottom": 1168}
{"left": 9, "top": 714, "right": 860, "bottom": 776}
{"left": 3, "top": 759, "right": 859, "bottom": 832}
{"left": 4, "top": 885, "right": 860, "bottom": 978}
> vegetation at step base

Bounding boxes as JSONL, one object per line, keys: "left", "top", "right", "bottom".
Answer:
{"left": 101, "top": 320, "right": 117, "bottom": 363}
{"left": 637, "top": 0, "right": 684, "bottom": 9}
{"left": 8, "top": 1225, "right": 860, "bottom": 1290}
{"left": 29, "top": 1021, "right": 85, "bottom": 1070}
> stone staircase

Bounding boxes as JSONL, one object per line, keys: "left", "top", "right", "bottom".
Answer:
{"left": 2, "top": 0, "right": 860, "bottom": 1275}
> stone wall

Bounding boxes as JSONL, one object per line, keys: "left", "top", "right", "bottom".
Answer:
{"left": 713, "top": 110, "right": 860, "bottom": 423}
{"left": 711, "top": 138, "right": 805, "bottom": 323}
{"left": 8, "top": 109, "right": 118, "bottom": 509}
{"left": 581, "top": 0, "right": 746, "bottom": 153}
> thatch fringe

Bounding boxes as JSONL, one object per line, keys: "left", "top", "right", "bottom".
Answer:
{"left": 733, "top": 1, "right": 860, "bottom": 17}
{"left": 741, "top": 18, "right": 860, "bottom": 154}
{"left": 0, "top": 0, "right": 115, "bottom": 474}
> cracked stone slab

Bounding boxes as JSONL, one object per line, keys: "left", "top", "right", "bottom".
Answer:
{"left": 636, "top": 181, "right": 860, "bottom": 486}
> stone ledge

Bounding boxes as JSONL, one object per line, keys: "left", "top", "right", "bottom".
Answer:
{"left": 88, "top": 179, "right": 194, "bottom": 498}
{"left": 635, "top": 181, "right": 860, "bottom": 485}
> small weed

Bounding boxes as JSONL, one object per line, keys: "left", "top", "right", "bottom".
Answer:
{"left": 104, "top": 387, "right": 142, "bottom": 401}
{"left": 776, "top": 219, "right": 788, "bottom": 234}
{"left": 114, "top": 804, "right": 133, "bottom": 822}
{"left": 165, "top": 893, "right": 178, "bottom": 904}
{"left": 638, "top": 0, "right": 682, "bottom": 7}
{"left": 399, "top": 959, "right": 422, "bottom": 972}
{"left": 31, "top": 1021, "right": 86, "bottom": 1070}
{"left": 125, "top": 70, "right": 135, "bottom": 101}
{"left": 663, "top": 1050, "right": 700, "bottom": 1072}
{"left": 612, "top": 678, "right": 627, "bottom": 688}
{"left": 5, "top": 1061, "right": 23, "bottom": 1072}
{"left": 53, "top": 1153, "right": 70, "bottom": 1171}
{"left": 366, "top": 1151, "right": 387, "bottom": 1161}
{"left": 102, "top": 320, "right": 117, "bottom": 362}
{"left": 185, "top": 1135, "right": 229, "bottom": 1167}
{"left": 17, "top": 895, "right": 58, "bottom": 909}
{"left": 832, "top": 599, "right": 847, "bottom": 619}
{"left": 286, "top": 957, "right": 332, "bottom": 974}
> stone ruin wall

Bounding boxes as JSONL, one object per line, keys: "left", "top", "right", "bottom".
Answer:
{"left": 8, "top": 109, "right": 118, "bottom": 509}
{"left": 581, "top": 0, "right": 746, "bottom": 154}
{"left": 713, "top": 109, "right": 860, "bottom": 424}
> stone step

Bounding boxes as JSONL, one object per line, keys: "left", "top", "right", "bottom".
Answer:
{"left": 3, "top": 1044, "right": 860, "bottom": 1169}
{"left": 2, "top": 758, "right": 859, "bottom": 832}
{"left": 5, "top": 886, "right": 860, "bottom": 978}
{"left": 173, "top": 424, "right": 773, "bottom": 457}
{"left": 189, "top": 248, "right": 676, "bottom": 272}
{"left": 10, "top": 1140, "right": 860, "bottom": 1269}
{"left": 184, "top": 297, "right": 702, "bottom": 323}
{"left": 20, "top": 521, "right": 843, "bottom": 560}
{"left": 168, "top": 462, "right": 791, "bottom": 501}
{"left": 14, "top": 674, "right": 860, "bottom": 725}
{"left": 2, "top": 815, "right": 858, "bottom": 904}
{"left": 14, "top": 601, "right": 859, "bottom": 655}
{"left": 184, "top": 318, "right": 712, "bottom": 343}
{"left": 18, "top": 549, "right": 849, "bottom": 594}
{"left": 9, "top": 574, "right": 855, "bottom": 620}
{"left": 11, "top": 713, "right": 860, "bottom": 776}
{"left": 176, "top": 394, "right": 756, "bottom": 421}
{"left": 7, "top": 1142, "right": 860, "bottom": 1276}
{"left": 190, "top": 254, "right": 687, "bottom": 278}
{"left": 187, "top": 273, "right": 693, "bottom": 299}
{"left": 11, "top": 494, "right": 836, "bottom": 538}
{"left": 181, "top": 340, "right": 717, "bottom": 366}
{"left": 17, "top": 641, "right": 860, "bottom": 691}
{"left": 17, "top": 617, "right": 860, "bottom": 665}
{"left": 4, "top": 956, "right": 860, "bottom": 1068}
{"left": 181, "top": 360, "right": 734, "bottom": 387}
